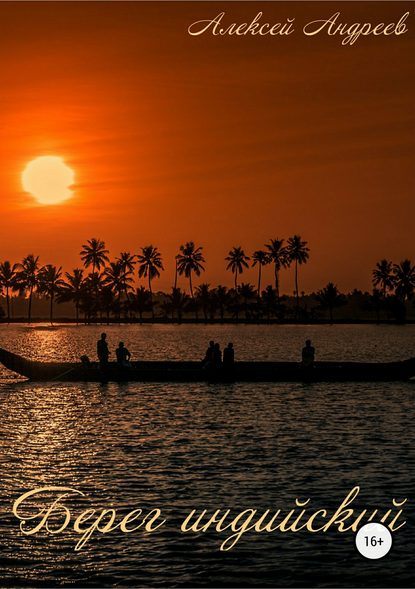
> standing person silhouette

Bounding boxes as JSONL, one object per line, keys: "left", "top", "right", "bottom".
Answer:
{"left": 97, "top": 333, "right": 110, "bottom": 367}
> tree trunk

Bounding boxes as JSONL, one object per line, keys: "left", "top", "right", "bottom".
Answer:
{"left": 275, "top": 266, "right": 280, "bottom": 303}
{"left": 50, "top": 293, "right": 54, "bottom": 324}
{"left": 189, "top": 273, "right": 198, "bottom": 320}
{"left": 149, "top": 275, "right": 154, "bottom": 320}
{"left": 257, "top": 266, "right": 262, "bottom": 300}
{"left": 28, "top": 287, "right": 33, "bottom": 324}
{"left": 6, "top": 287, "right": 10, "bottom": 323}
{"left": 189, "top": 272, "right": 193, "bottom": 299}
{"left": 174, "top": 260, "right": 178, "bottom": 290}
{"left": 295, "top": 260, "right": 299, "bottom": 317}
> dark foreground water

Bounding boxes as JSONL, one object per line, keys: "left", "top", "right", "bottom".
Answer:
{"left": 0, "top": 324, "right": 414, "bottom": 587}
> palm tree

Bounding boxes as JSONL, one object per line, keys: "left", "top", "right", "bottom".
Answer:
{"left": 38, "top": 265, "right": 65, "bottom": 324}
{"left": 225, "top": 246, "right": 250, "bottom": 289}
{"left": 213, "top": 285, "right": 229, "bottom": 322}
{"left": 316, "top": 282, "right": 346, "bottom": 324}
{"left": 393, "top": 260, "right": 415, "bottom": 302}
{"left": 176, "top": 242, "right": 205, "bottom": 300}
{"left": 131, "top": 286, "right": 152, "bottom": 323}
{"left": 285, "top": 235, "right": 310, "bottom": 315}
{"left": 367, "top": 288, "right": 382, "bottom": 324}
{"left": 252, "top": 250, "right": 270, "bottom": 298}
{"left": 173, "top": 255, "right": 179, "bottom": 290}
{"left": 117, "top": 252, "right": 136, "bottom": 303}
{"left": 238, "top": 282, "right": 256, "bottom": 319}
{"left": 163, "top": 287, "right": 189, "bottom": 323}
{"left": 195, "top": 283, "right": 211, "bottom": 321}
{"left": 16, "top": 254, "right": 40, "bottom": 324}
{"left": 103, "top": 261, "right": 133, "bottom": 319}
{"left": 80, "top": 238, "right": 109, "bottom": 276}
{"left": 99, "top": 286, "right": 116, "bottom": 324}
{"left": 59, "top": 269, "right": 84, "bottom": 324}
{"left": 265, "top": 239, "right": 289, "bottom": 302}
{"left": 117, "top": 251, "right": 136, "bottom": 274}
{"left": 262, "top": 285, "right": 277, "bottom": 321}
{"left": 0, "top": 261, "right": 18, "bottom": 322}
{"left": 78, "top": 275, "right": 99, "bottom": 323}
{"left": 372, "top": 259, "right": 395, "bottom": 298}
{"left": 137, "top": 246, "right": 164, "bottom": 319}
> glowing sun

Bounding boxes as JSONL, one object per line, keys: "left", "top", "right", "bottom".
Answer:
{"left": 22, "top": 156, "right": 75, "bottom": 205}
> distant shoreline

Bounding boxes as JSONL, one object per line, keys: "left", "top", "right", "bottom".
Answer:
{"left": 1, "top": 318, "right": 413, "bottom": 326}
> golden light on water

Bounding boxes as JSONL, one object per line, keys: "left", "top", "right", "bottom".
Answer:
{"left": 22, "top": 156, "right": 75, "bottom": 205}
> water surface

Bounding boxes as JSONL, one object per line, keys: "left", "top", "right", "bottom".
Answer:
{"left": 0, "top": 325, "right": 414, "bottom": 587}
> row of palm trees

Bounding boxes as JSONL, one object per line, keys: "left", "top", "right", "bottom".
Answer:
{"left": 313, "top": 259, "right": 415, "bottom": 322}
{"left": 372, "top": 259, "right": 415, "bottom": 302}
{"left": 0, "top": 236, "right": 310, "bottom": 323}
{"left": 4, "top": 241, "right": 414, "bottom": 324}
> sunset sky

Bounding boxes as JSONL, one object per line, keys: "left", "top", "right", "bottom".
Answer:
{"left": 1, "top": 1, "right": 414, "bottom": 293}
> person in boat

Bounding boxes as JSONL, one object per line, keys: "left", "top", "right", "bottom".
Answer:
{"left": 223, "top": 342, "right": 234, "bottom": 369}
{"left": 97, "top": 333, "right": 110, "bottom": 367}
{"left": 213, "top": 343, "right": 222, "bottom": 369}
{"left": 116, "top": 342, "right": 132, "bottom": 368}
{"left": 302, "top": 339, "right": 315, "bottom": 368}
{"left": 202, "top": 340, "right": 215, "bottom": 367}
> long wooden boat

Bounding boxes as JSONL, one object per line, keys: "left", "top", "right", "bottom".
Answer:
{"left": 1, "top": 347, "right": 415, "bottom": 383}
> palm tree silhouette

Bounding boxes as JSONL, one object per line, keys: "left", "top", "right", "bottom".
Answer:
{"left": 213, "top": 285, "right": 229, "bottom": 322}
{"left": 131, "top": 286, "right": 152, "bottom": 323}
{"left": 225, "top": 246, "right": 250, "bottom": 289}
{"left": 316, "top": 282, "right": 345, "bottom": 324}
{"left": 104, "top": 261, "right": 134, "bottom": 320}
{"left": 0, "top": 261, "right": 18, "bottom": 322}
{"left": 285, "top": 235, "right": 310, "bottom": 315}
{"left": 195, "top": 283, "right": 211, "bottom": 321}
{"left": 176, "top": 242, "right": 205, "bottom": 300}
{"left": 265, "top": 239, "right": 288, "bottom": 302}
{"left": 16, "top": 254, "right": 40, "bottom": 324}
{"left": 372, "top": 259, "right": 395, "bottom": 298}
{"left": 99, "top": 286, "right": 116, "bottom": 325}
{"left": 262, "top": 285, "right": 277, "bottom": 321}
{"left": 80, "top": 238, "right": 109, "bottom": 280}
{"left": 173, "top": 255, "right": 179, "bottom": 290}
{"left": 252, "top": 250, "right": 270, "bottom": 298}
{"left": 164, "top": 287, "right": 189, "bottom": 323}
{"left": 60, "top": 269, "right": 84, "bottom": 324}
{"left": 137, "top": 246, "right": 164, "bottom": 319}
{"left": 38, "top": 265, "right": 65, "bottom": 324}
{"left": 393, "top": 259, "right": 415, "bottom": 302}
{"left": 238, "top": 282, "right": 256, "bottom": 319}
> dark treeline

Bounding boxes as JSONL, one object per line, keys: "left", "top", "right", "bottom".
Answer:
{"left": 0, "top": 239, "right": 414, "bottom": 324}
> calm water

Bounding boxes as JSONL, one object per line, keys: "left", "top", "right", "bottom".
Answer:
{"left": 0, "top": 324, "right": 414, "bottom": 587}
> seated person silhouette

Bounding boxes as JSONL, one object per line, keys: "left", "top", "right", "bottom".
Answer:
{"left": 202, "top": 340, "right": 215, "bottom": 367}
{"left": 213, "top": 343, "right": 222, "bottom": 369}
{"left": 302, "top": 339, "right": 315, "bottom": 368}
{"left": 223, "top": 342, "right": 235, "bottom": 369}
{"left": 116, "top": 342, "right": 132, "bottom": 368}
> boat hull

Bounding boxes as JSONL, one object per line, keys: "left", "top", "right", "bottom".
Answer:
{"left": 1, "top": 348, "right": 415, "bottom": 383}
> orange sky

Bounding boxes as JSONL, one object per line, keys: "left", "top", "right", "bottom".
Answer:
{"left": 0, "top": 1, "right": 414, "bottom": 294}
